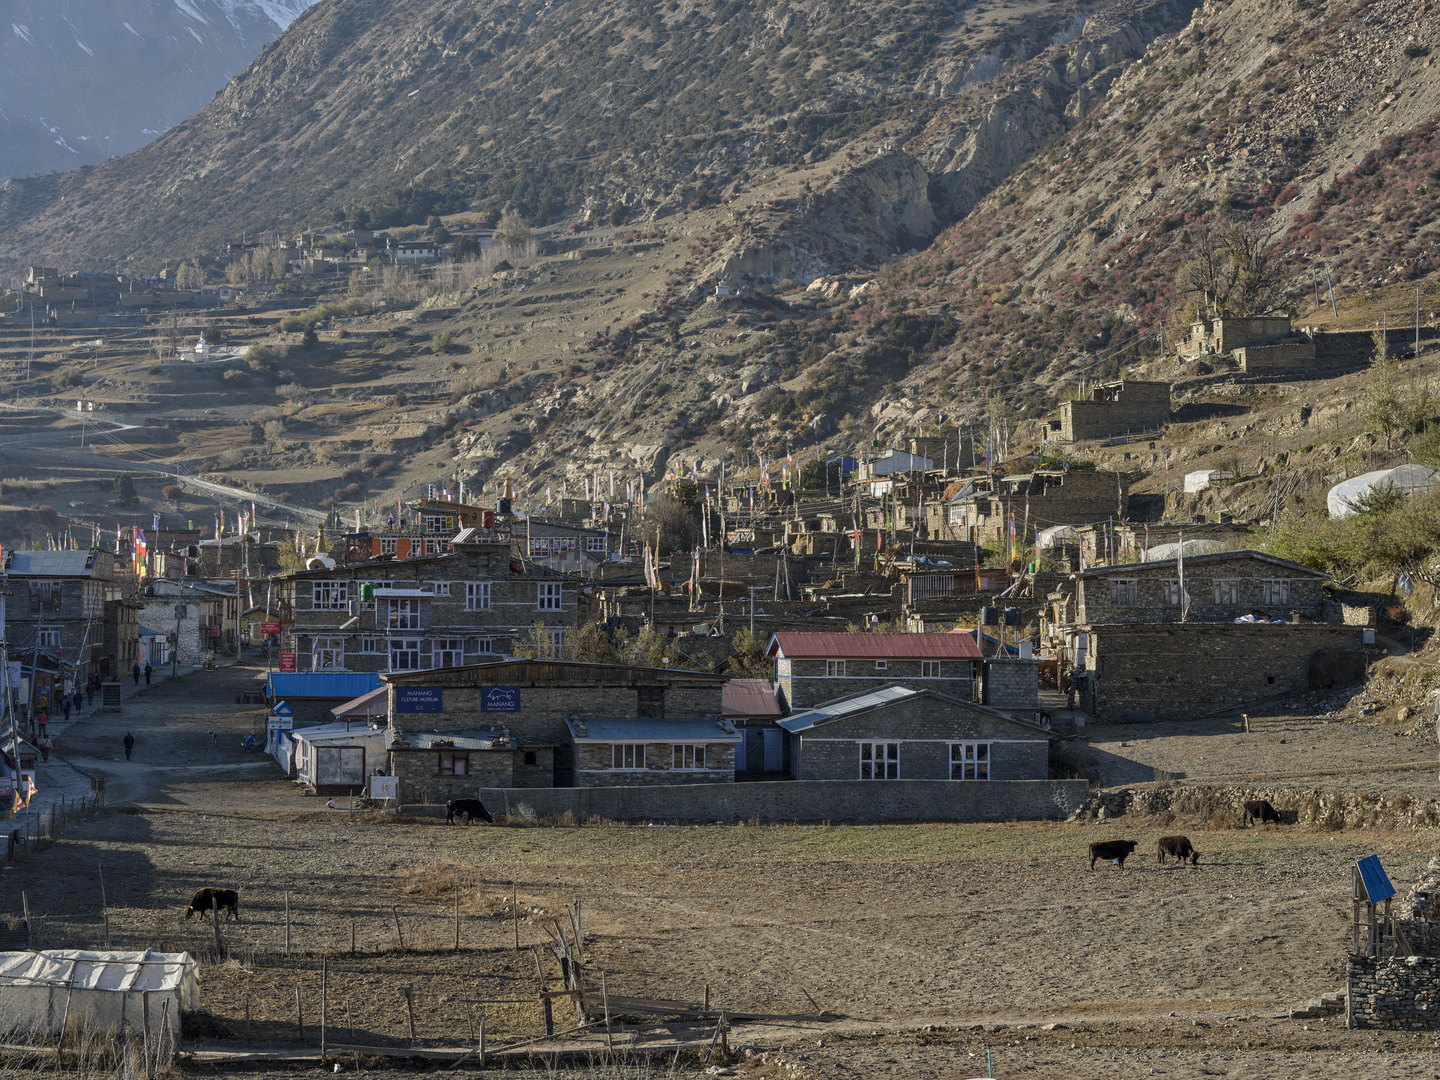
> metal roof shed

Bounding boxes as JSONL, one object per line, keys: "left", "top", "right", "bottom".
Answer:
{"left": 0, "top": 949, "right": 198, "bottom": 1035}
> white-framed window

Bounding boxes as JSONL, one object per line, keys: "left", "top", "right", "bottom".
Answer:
{"left": 549, "top": 628, "right": 565, "bottom": 651}
{"left": 428, "top": 581, "right": 452, "bottom": 597}
{"left": 611, "top": 743, "right": 646, "bottom": 770}
{"left": 38, "top": 628, "right": 61, "bottom": 649}
{"left": 424, "top": 537, "right": 442, "bottom": 555}
{"left": 537, "top": 583, "right": 563, "bottom": 610}
{"left": 312, "top": 581, "right": 348, "bottom": 610}
{"left": 313, "top": 636, "right": 345, "bottom": 671}
{"left": 467, "top": 637, "right": 495, "bottom": 655}
{"left": 874, "top": 660, "right": 888, "bottom": 671}
{"left": 388, "top": 597, "right": 421, "bottom": 630}
{"left": 28, "top": 580, "right": 61, "bottom": 612}
{"left": 359, "top": 637, "right": 385, "bottom": 654}
{"left": 423, "top": 514, "right": 454, "bottom": 534}
{"left": 672, "top": 744, "right": 707, "bottom": 770}
{"left": 1107, "top": 579, "right": 1138, "bottom": 606}
{"left": 390, "top": 638, "right": 422, "bottom": 671}
{"left": 860, "top": 741, "right": 898, "bottom": 780}
{"left": 561, "top": 536, "right": 577, "bottom": 551}
{"left": 1160, "top": 580, "right": 1182, "bottom": 606}
{"left": 433, "top": 637, "right": 464, "bottom": 668}
{"left": 529, "top": 537, "right": 551, "bottom": 557}
{"left": 438, "top": 752, "right": 468, "bottom": 776}
{"left": 586, "top": 535, "right": 607, "bottom": 553}
{"left": 920, "top": 661, "right": 942, "bottom": 678}
{"left": 1262, "top": 579, "right": 1292, "bottom": 605}
{"left": 826, "top": 659, "right": 846, "bottom": 677}
{"left": 381, "top": 537, "right": 398, "bottom": 555}
{"left": 951, "top": 742, "right": 990, "bottom": 780}
{"left": 465, "top": 582, "right": 492, "bottom": 611}
{"left": 1213, "top": 579, "right": 1241, "bottom": 605}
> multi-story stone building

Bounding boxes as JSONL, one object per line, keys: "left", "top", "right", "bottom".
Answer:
{"left": 3, "top": 549, "right": 113, "bottom": 696}
{"left": 767, "top": 632, "right": 981, "bottom": 710}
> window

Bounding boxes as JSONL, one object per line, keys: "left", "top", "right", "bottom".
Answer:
{"left": 1262, "top": 579, "right": 1292, "bottom": 605}
{"left": 424, "top": 537, "right": 442, "bottom": 556}
{"left": 549, "top": 628, "right": 566, "bottom": 651}
{"left": 826, "top": 659, "right": 847, "bottom": 677}
{"left": 38, "top": 628, "right": 61, "bottom": 649}
{"left": 313, "top": 636, "right": 345, "bottom": 671}
{"left": 438, "top": 752, "right": 468, "bottom": 776}
{"left": 1213, "top": 579, "right": 1241, "bottom": 605}
{"left": 586, "top": 535, "right": 607, "bottom": 553}
{"left": 312, "top": 581, "right": 348, "bottom": 610}
{"left": 468, "top": 637, "right": 495, "bottom": 655}
{"left": 672, "top": 745, "right": 707, "bottom": 769}
{"left": 423, "top": 514, "right": 454, "bottom": 534}
{"left": 359, "top": 637, "right": 385, "bottom": 654}
{"left": 381, "top": 537, "right": 398, "bottom": 555}
{"left": 1107, "top": 579, "right": 1138, "bottom": 606}
{"left": 28, "top": 581, "right": 62, "bottom": 612}
{"left": 561, "top": 537, "right": 577, "bottom": 551}
{"left": 537, "top": 583, "right": 563, "bottom": 610}
{"left": 433, "top": 638, "right": 464, "bottom": 669}
{"left": 390, "top": 639, "right": 422, "bottom": 670}
{"left": 388, "top": 597, "right": 420, "bottom": 630}
{"left": 860, "top": 742, "right": 899, "bottom": 780}
{"left": 1160, "top": 580, "right": 1182, "bottom": 606}
{"left": 951, "top": 742, "right": 990, "bottom": 780}
{"left": 529, "top": 537, "right": 551, "bottom": 557}
{"left": 428, "top": 581, "right": 451, "bottom": 597}
{"left": 637, "top": 688, "right": 665, "bottom": 718}
{"left": 522, "top": 750, "right": 538, "bottom": 767}
{"left": 611, "top": 744, "right": 646, "bottom": 769}
{"left": 874, "top": 660, "right": 888, "bottom": 671}
{"left": 83, "top": 581, "right": 103, "bottom": 618}
{"left": 465, "top": 582, "right": 492, "bottom": 611}
{"left": 920, "top": 661, "right": 942, "bottom": 678}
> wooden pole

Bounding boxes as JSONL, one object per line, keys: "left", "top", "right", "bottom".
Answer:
{"left": 478, "top": 1014, "right": 486, "bottom": 1070}
{"left": 394, "top": 906, "right": 405, "bottom": 951}
{"left": 159, "top": 999, "right": 171, "bottom": 1068}
{"left": 21, "top": 892, "right": 31, "bottom": 948}
{"left": 601, "top": 971, "right": 613, "bottom": 1052}
{"left": 244, "top": 995, "right": 250, "bottom": 1039}
{"left": 512, "top": 881, "right": 519, "bottom": 950}
{"left": 542, "top": 987, "right": 554, "bottom": 1037}
{"left": 455, "top": 889, "right": 461, "bottom": 953}
{"left": 404, "top": 986, "right": 417, "bottom": 1041}
{"left": 321, "top": 958, "right": 328, "bottom": 1061}
{"left": 295, "top": 986, "right": 304, "bottom": 1040}
{"left": 143, "top": 990, "right": 153, "bottom": 1080}
{"left": 704, "top": 983, "right": 710, "bottom": 1016}
{"left": 347, "top": 997, "right": 354, "bottom": 1044}
{"left": 285, "top": 890, "right": 291, "bottom": 956}
{"left": 352, "top": 919, "right": 357, "bottom": 955}
{"left": 56, "top": 981, "right": 74, "bottom": 1067}
{"left": 1243, "top": 712, "right": 1250, "bottom": 734}
{"left": 99, "top": 860, "right": 111, "bottom": 949}
{"left": 212, "top": 901, "right": 224, "bottom": 960}
{"left": 720, "top": 1011, "right": 729, "bottom": 1058}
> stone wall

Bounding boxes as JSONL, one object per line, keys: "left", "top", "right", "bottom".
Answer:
{"left": 1058, "top": 382, "right": 1171, "bottom": 441}
{"left": 1081, "top": 623, "right": 1366, "bottom": 721}
{"left": 574, "top": 741, "right": 736, "bottom": 786}
{"left": 1348, "top": 956, "right": 1440, "bottom": 1029}
{"left": 779, "top": 657, "right": 975, "bottom": 710}
{"left": 1235, "top": 341, "right": 1316, "bottom": 372}
{"left": 391, "top": 746, "right": 513, "bottom": 804}
{"left": 1077, "top": 554, "right": 1327, "bottom": 624}
{"left": 981, "top": 659, "right": 1041, "bottom": 716}
{"left": 418, "top": 778, "right": 1090, "bottom": 823}
{"left": 1018, "top": 471, "right": 1130, "bottom": 531}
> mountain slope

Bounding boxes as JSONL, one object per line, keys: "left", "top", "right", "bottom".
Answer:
{"left": 0, "top": 0, "right": 323, "bottom": 180}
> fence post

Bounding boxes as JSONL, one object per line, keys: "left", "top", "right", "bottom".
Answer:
{"left": 403, "top": 985, "right": 417, "bottom": 1041}
{"left": 321, "top": 958, "right": 328, "bottom": 1061}
{"left": 142, "top": 989, "right": 153, "bottom": 1080}
{"left": 295, "top": 986, "right": 304, "bottom": 1040}
{"left": 285, "top": 891, "right": 291, "bottom": 957}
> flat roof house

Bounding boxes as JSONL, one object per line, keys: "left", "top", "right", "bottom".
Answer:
{"left": 767, "top": 632, "right": 981, "bottom": 711}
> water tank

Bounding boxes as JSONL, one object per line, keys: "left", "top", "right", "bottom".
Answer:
{"left": 360, "top": 583, "right": 375, "bottom": 602}
{"left": 481, "top": 510, "right": 495, "bottom": 528}
{"left": 1004, "top": 607, "right": 1022, "bottom": 627}
{"left": 980, "top": 607, "right": 1000, "bottom": 626}
{"left": 498, "top": 498, "right": 513, "bottom": 515}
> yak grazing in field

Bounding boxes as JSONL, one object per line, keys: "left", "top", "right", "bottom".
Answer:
{"left": 446, "top": 798, "right": 494, "bottom": 825}
{"left": 1088, "top": 839, "right": 1138, "bottom": 870}
{"left": 183, "top": 887, "right": 239, "bottom": 922}
{"left": 1242, "top": 799, "right": 1281, "bottom": 826}
{"left": 1157, "top": 835, "right": 1200, "bottom": 865}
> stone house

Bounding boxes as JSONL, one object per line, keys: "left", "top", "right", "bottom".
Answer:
{"left": 519, "top": 519, "right": 615, "bottom": 574}
{"left": 566, "top": 717, "right": 740, "bottom": 787}
{"left": 777, "top": 686, "right": 1050, "bottom": 781}
{"left": 137, "top": 580, "right": 231, "bottom": 668}
{"left": 722, "top": 678, "right": 788, "bottom": 773}
{"left": 767, "top": 632, "right": 981, "bottom": 711}
{"left": 1068, "top": 551, "right": 1328, "bottom": 626}
{"left": 385, "top": 728, "right": 526, "bottom": 804}
{"left": 103, "top": 596, "right": 142, "bottom": 680}
{"left": 944, "top": 470, "right": 1127, "bottom": 552}
{"left": 381, "top": 658, "right": 729, "bottom": 789}
{"left": 1044, "top": 380, "right": 1171, "bottom": 442}
{"left": 3, "top": 549, "right": 112, "bottom": 690}
{"left": 274, "top": 536, "right": 577, "bottom": 674}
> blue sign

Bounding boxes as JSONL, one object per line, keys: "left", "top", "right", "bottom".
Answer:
{"left": 271, "top": 700, "right": 293, "bottom": 717}
{"left": 481, "top": 686, "right": 521, "bottom": 713}
{"left": 396, "top": 687, "right": 444, "bottom": 714}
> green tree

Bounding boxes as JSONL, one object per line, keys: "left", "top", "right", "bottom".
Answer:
{"left": 495, "top": 207, "right": 532, "bottom": 249}
{"left": 639, "top": 496, "right": 700, "bottom": 552}
{"left": 300, "top": 326, "right": 319, "bottom": 351}
{"left": 276, "top": 538, "right": 305, "bottom": 574}
{"left": 112, "top": 474, "right": 138, "bottom": 504}
{"left": 727, "top": 627, "right": 773, "bottom": 679}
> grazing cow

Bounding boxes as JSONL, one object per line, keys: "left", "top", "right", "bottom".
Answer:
{"left": 1088, "top": 839, "right": 1138, "bottom": 870}
{"left": 1243, "top": 799, "right": 1281, "bottom": 826}
{"left": 446, "top": 798, "right": 493, "bottom": 825}
{"left": 1157, "top": 835, "right": 1200, "bottom": 865}
{"left": 183, "top": 887, "right": 239, "bottom": 922}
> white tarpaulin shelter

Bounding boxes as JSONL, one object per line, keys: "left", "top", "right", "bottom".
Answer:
{"left": 0, "top": 950, "right": 197, "bottom": 1035}
{"left": 1328, "top": 464, "right": 1440, "bottom": 518}
{"left": 1143, "top": 539, "right": 1230, "bottom": 562}
{"left": 1036, "top": 525, "right": 1080, "bottom": 550}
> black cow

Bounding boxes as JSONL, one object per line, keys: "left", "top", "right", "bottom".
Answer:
{"left": 1243, "top": 799, "right": 1281, "bottom": 826}
{"left": 1088, "top": 839, "right": 1138, "bottom": 870}
{"left": 1157, "top": 835, "right": 1200, "bottom": 865}
{"left": 184, "top": 887, "right": 239, "bottom": 922}
{"left": 446, "top": 798, "right": 493, "bottom": 825}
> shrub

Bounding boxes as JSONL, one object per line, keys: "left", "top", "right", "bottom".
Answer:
{"left": 431, "top": 331, "right": 454, "bottom": 354}
{"left": 278, "top": 316, "right": 305, "bottom": 333}
{"left": 223, "top": 369, "right": 247, "bottom": 382}
{"left": 161, "top": 484, "right": 183, "bottom": 500}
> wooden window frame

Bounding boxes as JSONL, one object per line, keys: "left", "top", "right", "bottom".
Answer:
{"left": 438, "top": 752, "right": 469, "bottom": 776}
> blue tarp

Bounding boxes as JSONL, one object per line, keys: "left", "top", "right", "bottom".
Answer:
{"left": 265, "top": 672, "right": 383, "bottom": 700}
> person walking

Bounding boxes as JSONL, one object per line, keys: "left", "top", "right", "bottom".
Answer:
{"left": 144, "top": 662, "right": 152, "bottom": 686}
{"left": 35, "top": 708, "right": 47, "bottom": 740}
{"left": 62, "top": 695, "right": 71, "bottom": 724}
{"left": 131, "top": 663, "right": 141, "bottom": 686}
{"left": 123, "top": 732, "right": 135, "bottom": 761}
{"left": 86, "top": 678, "right": 96, "bottom": 707}
{"left": 73, "top": 688, "right": 83, "bottom": 714}
{"left": 37, "top": 736, "right": 51, "bottom": 763}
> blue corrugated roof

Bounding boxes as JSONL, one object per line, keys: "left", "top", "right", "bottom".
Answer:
{"left": 1357, "top": 855, "right": 1395, "bottom": 902}
{"left": 266, "top": 672, "right": 383, "bottom": 699}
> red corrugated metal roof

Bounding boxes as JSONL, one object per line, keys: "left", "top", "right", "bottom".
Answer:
{"left": 722, "top": 678, "right": 784, "bottom": 718}
{"left": 768, "top": 633, "right": 982, "bottom": 660}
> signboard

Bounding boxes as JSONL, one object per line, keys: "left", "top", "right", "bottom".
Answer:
{"left": 0, "top": 777, "right": 12, "bottom": 800}
{"left": 396, "top": 687, "right": 443, "bottom": 713}
{"left": 370, "top": 775, "right": 398, "bottom": 801}
{"left": 481, "top": 686, "right": 521, "bottom": 713}
{"left": 261, "top": 622, "right": 281, "bottom": 635}
{"left": 271, "top": 700, "right": 294, "bottom": 717}
{"left": 279, "top": 652, "right": 296, "bottom": 673}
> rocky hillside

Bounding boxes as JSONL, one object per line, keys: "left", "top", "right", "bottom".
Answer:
{"left": 0, "top": 0, "right": 1194, "bottom": 270}
{"left": 0, "top": 0, "right": 322, "bottom": 180}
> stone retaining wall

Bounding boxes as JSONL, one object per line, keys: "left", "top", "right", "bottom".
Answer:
{"left": 1348, "top": 955, "right": 1440, "bottom": 1029}
{"left": 402, "top": 778, "right": 1089, "bottom": 823}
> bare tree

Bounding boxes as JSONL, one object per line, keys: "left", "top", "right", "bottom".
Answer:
{"left": 1178, "top": 217, "right": 1294, "bottom": 316}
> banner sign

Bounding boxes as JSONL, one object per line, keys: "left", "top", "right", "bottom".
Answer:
{"left": 396, "top": 687, "right": 443, "bottom": 713}
{"left": 480, "top": 687, "right": 520, "bottom": 713}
